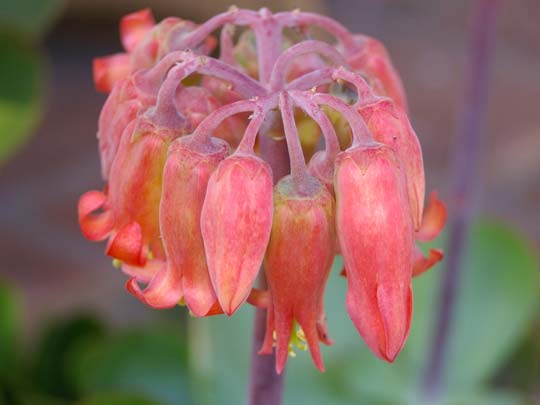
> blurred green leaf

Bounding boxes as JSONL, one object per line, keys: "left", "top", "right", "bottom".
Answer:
{"left": 412, "top": 220, "right": 540, "bottom": 391}
{"left": 0, "top": 0, "right": 64, "bottom": 40}
{"left": 491, "top": 316, "right": 540, "bottom": 395}
{"left": 15, "top": 392, "right": 70, "bottom": 405}
{"left": 78, "top": 392, "right": 163, "bottom": 405}
{"left": 0, "top": 282, "right": 21, "bottom": 377}
{"left": 200, "top": 220, "right": 539, "bottom": 404}
{"left": 68, "top": 327, "right": 193, "bottom": 405}
{"left": 31, "top": 314, "right": 105, "bottom": 398}
{"left": 0, "top": 34, "right": 44, "bottom": 164}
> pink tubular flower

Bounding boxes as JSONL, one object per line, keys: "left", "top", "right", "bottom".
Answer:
{"left": 128, "top": 136, "right": 229, "bottom": 313}
{"left": 201, "top": 153, "right": 274, "bottom": 315}
{"left": 335, "top": 143, "right": 414, "bottom": 361}
{"left": 347, "top": 34, "right": 408, "bottom": 111}
{"left": 358, "top": 98, "right": 425, "bottom": 229}
{"left": 260, "top": 175, "right": 335, "bottom": 373}
{"left": 80, "top": 7, "right": 446, "bottom": 371}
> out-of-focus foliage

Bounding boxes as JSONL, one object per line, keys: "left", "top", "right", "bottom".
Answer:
{"left": 0, "top": 283, "right": 20, "bottom": 377}
{"left": 203, "top": 220, "right": 539, "bottom": 404}
{"left": 0, "top": 35, "right": 44, "bottom": 165}
{"left": 0, "top": 219, "right": 538, "bottom": 404}
{"left": 67, "top": 325, "right": 192, "bottom": 404}
{"left": 0, "top": 0, "right": 64, "bottom": 39}
{"left": 30, "top": 315, "right": 105, "bottom": 398}
{"left": 0, "top": 0, "right": 64, "bottom": 165}
{"left": 78, "top": 393, "right": 162, "bottom": 405}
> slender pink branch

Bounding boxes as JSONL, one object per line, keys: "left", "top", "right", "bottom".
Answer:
{"left": 194, "top": 56, "right": 267, "bottom": 97}
{"left": 289, "top": 91, "right": 340, "bottom": 160}
{"left": 279, "top": 92, "right": 309, "bottom": 191}
{"left": 170, "top": 8, "right": 258, "bottom": 51}
{"left": 254, "top": 8, "right": 284, "bottom": 85}
{"left": 286, "top": 67, "right": 335, "bottom": 91}
{"left": 331, "top": 67, "right": 378, "bottom": 106}
{"left": 146, "top": 62, "right": 196, "bottom": 128}
{"left": 219, "top": 24, "right": 237, "bottom": 66}
{"left": 236, "top": 100, "right": 273, "bottom": 154}
{"left": 422, "top": 0, "right": 499, "bottom": 398}
{"left": 276, "top": 11, "right": 356, "bottom": 50}
{"left": 310, "top": 92, "right": 374, "bottom": 145}
{"left": 269, "top": 40, "right": 348, "bottom": 91}
{"left": 191, "top": 99, "right": 257, "bottom": 143}
{"left": 136, "top": 51, "right": 266, "bottom": 98}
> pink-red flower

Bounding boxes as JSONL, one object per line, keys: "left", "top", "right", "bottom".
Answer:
{"left": 260, "top": 175, "right": 335, "bottom": 372}
{"left": 79, "top": 7, "right": 446, "bottom": 373}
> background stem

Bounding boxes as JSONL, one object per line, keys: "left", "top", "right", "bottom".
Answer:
{"left": 247, "top": 132, "right": 290, "bottom": 405}
{"left": 422, "top": 0, "right": 499, "bottom": 397}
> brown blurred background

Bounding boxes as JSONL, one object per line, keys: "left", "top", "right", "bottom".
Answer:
{"left": 0, "top": 0, "right": 539, "bottom": 338}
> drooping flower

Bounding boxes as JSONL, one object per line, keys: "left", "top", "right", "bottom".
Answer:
{"left": 347, "top": 34, "right": 408, "bottom": 111}
{"left": 358, "top": 98, "right": 425, "bottom": 229}
{"left": 260, "top": 175, "right": 335, "bottom": 373}
{"left": 201, "top": 153, "right": 274, "bottom": 315}
{"left": 127, "top": 135, "right": 229, "bottom": 314}
{"left": 335, "top": 143, "right": 414, "bottom": 361}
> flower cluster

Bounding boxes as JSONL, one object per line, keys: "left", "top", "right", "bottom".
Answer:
{"left": 79, "top": 7, "right": 446, "bottom": 372}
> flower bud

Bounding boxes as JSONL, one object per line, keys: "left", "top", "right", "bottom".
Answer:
{"left": 93, "top": 54, "right": 132, "bottom": 94}
{"left": 261, "top": 175, "right": 335, "bottom": 373}
{"left": 103, "top": 118, "right": 172, "bottom": 266}
{"left": 201, "top": 154, "right": 273, "bottom": 315}
{"left": 359, "top": 99, "right": 425, "bottom": 230}
{"left": 348, "top": 34, "right": 408, "bottom": 111}
{"left": 128, "top": 136, "right": 229, "bottom": 312}
{"left": 335, "top": 143, "right": 414, "bottom": 362}
{"left": 97, "top": 77, "right": 145, "bottom": 179}
{"left": 120, "top": 8, "right": 155, "bottom": 52}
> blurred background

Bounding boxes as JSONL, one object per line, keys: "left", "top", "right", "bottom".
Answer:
{"left": 0, "top": 0, "right": 539, "bottom": 404}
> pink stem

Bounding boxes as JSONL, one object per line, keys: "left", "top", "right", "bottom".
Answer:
{"left": 138, "top": 51, "right": 266, "bottom": 98}
{"left": 253, "top": 8, "right": 283, "bottom": 85}
{"left": 146, "top": 62, "right": 197, "bottom": 128}
{"left": 422, "top": 0, "right": 499, "bottom": 397}
{"left": 247, "top": 275, "right": 285, "bottom": 405}
{"left": 288, "top": 90, "right": 340, "bottom": 160}
{"left": 286, "top": 67, "right": 335, "bottom": 91}
{"left": 331, "top": 67, "right": 378, "bottom": 106}
{"left": 269, "top": 40, "right": 348, "bottom": 91}
{"left": 220, "top": 24, "right": 237, "bottom": 66}
{"left": 236, "top": 98, "right": 275, "bottom": 154}
{"left": 171, "top": 9, "right": 258, "bottom": 51}
{"left": 276, "top": 11, "right": 356, "bottom": 50}
{"left": 279, "top": 92, "right": 309, "bottom": 191}
{"left": 310, "top": 92, "right": 374, "bottom": 146}
{"left": 191, "top": 99, "right": 257, "bottom": 143}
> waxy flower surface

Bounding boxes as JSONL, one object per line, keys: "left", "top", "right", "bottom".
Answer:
{"left": 79, "top": 7, "right": 447, "bottom": 373}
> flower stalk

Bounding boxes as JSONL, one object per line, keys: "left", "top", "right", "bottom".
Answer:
{"left": 422, "top": 0, "right": 499, "bottom": 397}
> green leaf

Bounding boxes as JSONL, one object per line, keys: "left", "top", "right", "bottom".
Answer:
{"left": 68, "top": 326, "right": 193, "bottom": 405}
{"left": 0, "top": 282, "right": 21, "bottom": 377}
{"left": 0, "top": 34, "right": 44, "bottom": 164}
{"left": 31, "top": 314, "right": 105, "bottom": 398}
{"left": 78, "top": 392, "right": 163, "bottom": 405}
{"left": 0, "top": 0, "right": 65, "bottom": 40}
{"left": 199, "top": 220, "right": 539, "bottom": 403}
{"left": 413, "top": 220, "right": 540, "bottom": 391}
